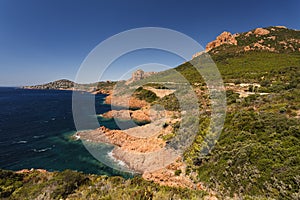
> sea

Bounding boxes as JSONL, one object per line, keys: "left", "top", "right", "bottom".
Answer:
{"left": 0, "top": 87, "right": 131, "bottom": 177}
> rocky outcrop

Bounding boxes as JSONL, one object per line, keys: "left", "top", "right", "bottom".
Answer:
{"left": 244, "top": 43, "right": 276, "bottom": 52}
{"left": 192, "top": 51, "right": 206, "bottom": 59}
{"left": 126, "top": 69, "right": 157, "bottom": 85}
{"left": 102, "top": 109, "right": 151, "bottom": 123}
{"left": 253, "top": 28, "right": 270, "bottom": 36}
{"left": 105, "top": 93, "right": 148, "bottom": 109}
{"left": 142, "top": 158, "right": 203, "bottom": 189}
{"left": 132, "top": 69, "right": 145, "bottom": 81}
{"left": 76, "top": 126, "right": 165, "bottom": 153}
{"left": 206, "top": 31, "right": 238, "bottom": 52}
{"left": 75, "top": 122, "right": 179, "bottom": 173}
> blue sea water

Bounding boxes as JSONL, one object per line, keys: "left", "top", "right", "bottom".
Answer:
{"left": 0, "top": 87, "right": 129, "bottom": 176}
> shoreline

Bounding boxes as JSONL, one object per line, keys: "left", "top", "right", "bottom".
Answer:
{"left": 20, "top": 87, "right": 111, "bottom": 95}
{"left": 74, "top": 89, "right": 205, "bottom": 190}
{"left": 16, "top": 85, "right": 203, "bottom": 190}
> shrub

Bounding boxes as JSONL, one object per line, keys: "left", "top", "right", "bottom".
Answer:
{"left": 174, "top": 170, "right": 182, "bottom": 176}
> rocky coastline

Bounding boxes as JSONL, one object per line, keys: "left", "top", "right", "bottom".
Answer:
{"left": 74, "top": 84, "right": 204, "bottom": 189}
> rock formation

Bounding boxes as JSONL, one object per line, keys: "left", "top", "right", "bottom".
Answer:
{"left": 126, "top": 69, "right": 157, "bottom": 84}
{"left": 253, "top": 28, "right": 270, "bottom": 36}
{"left": 205, "top": 31, "right": 238, "bottom": 52}
{"left": 102, "top": 109, "right": 151, "bottom": 123}
{"left": 192, "top": 51, "right": 206, "bottom": 59}
{"left": 105, "top": 93, "right": 148, "bottom": 109}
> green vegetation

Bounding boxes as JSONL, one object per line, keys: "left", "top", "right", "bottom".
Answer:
{"left": 134, "top": 87, "right": 159, "bottom": 103}
{"left": 0, "top": 169, "right": 206, "bottom": 199}
{"left": 174, "top": 170, "right": 182, "bottom": 176}
{"left": 180, "top": 51, "right": 300, "bottom": 198}
{"left": 155, "top": 93, "right": 181, "bottom": 111}
{"left": 194, "top": 112, "right": 299, "bottom": 199}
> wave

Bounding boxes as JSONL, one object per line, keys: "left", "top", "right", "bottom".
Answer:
{"left": 33, "top": 135, "right": 45, "bottom": 139}
{"left": 107, "top": 150, "right": 128, "bottom": 168}
{"left": 12, "top": 140, "right": 28, "bottom": 144}
{"left": 33, "top": 147, "right": 52, "bottom": 153}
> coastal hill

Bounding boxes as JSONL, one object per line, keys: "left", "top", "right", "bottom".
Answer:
{"left": 23, "top": 79, "right": 115, "bottom": 94}
{"left": 23, "top": 79, "right": 75, "bottom": 90}
{"left": 3, "top": 26, "right": 300, "bottom": 199}
{"left": 193, "top": 26, "right": 300, "bottom": 58}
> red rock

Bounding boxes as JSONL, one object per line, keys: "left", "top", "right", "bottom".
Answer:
{"left": 206, "top": 31, "right": 238, "bottom": 52}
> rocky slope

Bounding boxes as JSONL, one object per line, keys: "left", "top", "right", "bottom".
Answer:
{"left": 193, "top": 26, "right": 300, "bottom": 57}
{"left": 75, "top": 84, "right": 198, "bottom": 188}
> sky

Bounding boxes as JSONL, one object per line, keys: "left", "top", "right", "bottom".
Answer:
{"left": 0, "top": 0, "right": 299, "bottom": 86}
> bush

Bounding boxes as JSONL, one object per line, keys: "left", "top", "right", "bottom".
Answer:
{"left": 0, "top": 170, "right": 23, "bottom": 198}
{"left": 174, "top": 170, "right": 182, "bottom": 176}
{"left": 50, "top": 170, "right": 89, "bottom": 199}
{"left": 134, "top": 87, "right": 159, "bottom": 103}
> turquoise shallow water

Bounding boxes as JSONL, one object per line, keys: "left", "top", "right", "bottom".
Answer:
{"left": 0, "top": 87, "right": 131, "bottom": 177}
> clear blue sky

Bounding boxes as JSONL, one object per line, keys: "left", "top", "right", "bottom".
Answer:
{"left": 0, "top": 0, "right": 299, "bottom": 86}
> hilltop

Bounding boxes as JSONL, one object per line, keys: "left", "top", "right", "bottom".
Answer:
{"left": 193, "top": 26, "right": 300, "bottom": 58}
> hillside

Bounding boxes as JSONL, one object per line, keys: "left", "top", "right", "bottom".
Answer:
{"left": 155, "top": 27, "right": 300, "bottom": 199}
{"left": 202, "top": 26, "right": 300, "bottom": 55}
{"left": 109, "top": 26, "right": 300, "bottom": 199}
{"left": 3, "top": 26, "right": 300, "bottom": 199}
{"left": 23, "top": 79, "right": 75, "bottom": 90}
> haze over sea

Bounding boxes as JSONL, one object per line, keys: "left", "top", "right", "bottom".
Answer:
{"left": 0, "top": 87, "right": 130, "bottom": 177}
